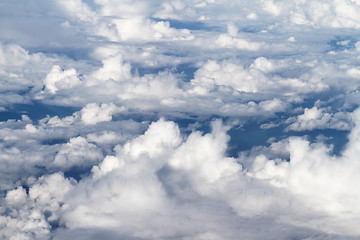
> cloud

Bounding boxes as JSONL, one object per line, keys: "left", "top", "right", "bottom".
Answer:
{"left": 1, "top": 173, "right": 74, "bottom": 240}
{"left": 44, "top": 65, "right": 82, "bottom": 94}
{"left": 287, "top": 106, "right": 352, "bottom": 131}
{"left": 0, "top": 115, "right": 357, "bottom": 239}
{"left": 0, "top": 42, "right": 51, "bottom": 93}
{"left": 189, "top": 58, "right": 328, "bottom": 97}
{"left": 88, "top": 53, "right": 132, "bottom": 82}
{"left": 80, "top": 103, "right": 124, "bottom": 125}
{"left": 0, "top": 108, "right": 146, "bottom": 191}
{"left": 54, "top": 118, "right": 357, "bottom": 238}
{"left": 249, "top": 108, "right": 360, "bottom": 236}
{"left": 3, "top": 0, "right": 360, "bottom": 239}
{"left": 52, "top": 136, "right": 103, "bottom": 169}
{"left": 55, "top": 0, "right": 96, "bottom": 22}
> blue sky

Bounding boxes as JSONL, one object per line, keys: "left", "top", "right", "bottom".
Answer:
{"left": 1, "top": 0, "right": 360, "bottom": 239}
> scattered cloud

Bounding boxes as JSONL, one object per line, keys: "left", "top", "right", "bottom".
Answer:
{"left": 287, "top": 106, "right": 352, "bottom": 131}
{"left": 2, "top": 0, "right": 360, "bottom": 239}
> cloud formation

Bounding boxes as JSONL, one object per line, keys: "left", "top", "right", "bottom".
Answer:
{"left": 2, "top": 0, "right": 360, "bottom": 239}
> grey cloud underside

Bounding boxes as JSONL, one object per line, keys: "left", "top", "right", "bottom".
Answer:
{"left": 1, "top": 0, "right": 360, "bottom": 239}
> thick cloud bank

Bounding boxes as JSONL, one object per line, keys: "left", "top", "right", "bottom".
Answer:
{"left": 1, "top": 0, "right": 360, "bottom": 239}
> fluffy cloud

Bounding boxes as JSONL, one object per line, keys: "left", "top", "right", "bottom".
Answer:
{"left": 0, "top": 42, "right": 51, "bottom": 94}
{"left": 80, "top": 103, "right": 123, "bottom": 125}
{"left": 215, "top": 26, "right": 264, "bottom": 51}
{"left": 249, "top": 108, "right": 360, "bottom": 236}
{"left": 290, "top": 0, "right": 360, "bottom": 28}
{"left": 52, "top": 136, "right": 103, "bottom": 169}
{"left": 3, "top": 0, "right": 360, "bottom": 239}
{"left": 0, "top": 116, "right": 358, "bottom": 239}
{"left": 0, "top": 173, "right": 74, "bottom": 240}
{"left": 189, "top": 58, "right": 328, "bottom": 97}
{"left": 57, "top": 118, "right": 360, "bottom": 238}
{"left": 44, "top": 65, "right": 82, "bottom": 94}
{"left": 287, "top": 106, "right": 352, "bottom": 131}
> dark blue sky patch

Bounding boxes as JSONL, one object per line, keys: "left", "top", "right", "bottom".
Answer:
{"left": 328, "top": 36, "right": 357, "bottom": 52}
{"left": 41, "top": 138, "right": 69, "bottom": 146}
{"left": 1, "top": 101, "right": 80, "bottom": 122}
{"left": 63, "top": 165, "right": 93, "bottom": 182}
{"left": 228, "top": 119, "right": 350, "bottom": 158}
{"left": 0, "top": 110, "right": 23, "bottom": 122}
{"left": 227, "top": 121, "right": 284, "bottom": 157}
{"left": 173, "top": 63, "right": 197, "bottom": 82}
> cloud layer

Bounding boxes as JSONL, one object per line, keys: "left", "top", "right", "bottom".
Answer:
{"left": 1, "top": 0, "right": 360, "bottom": 239}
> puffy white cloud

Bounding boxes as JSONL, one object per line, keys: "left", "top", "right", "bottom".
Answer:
{"left": 0, "top": 42, "right": 53, "bottom": 95}
{"left": 3, "top": 0, "right": 360, "bottom": 239}
{"left": 88, "top": 53, "right": 132, "bottom": 82}
{"left": 44, "top": 65, "right": 82, "bottom": 94}
{"left": 189, "top": 58, "right": 328, "bottom": 97}
{"left": 215, "top": 33, "right": 263, "bottom": 51}
{"left": 56, "top": 118, "right": 353, "bottom": 238}
{"left": 168, "top": 119, "right": 240, "bottom": 192}
{"left": 80, "top": 103, "right": 123, "bottom": 125}
{"left": 52, "top": 136, "right": 103, "bottom": 169}
{"left": 0, "top": 173, "right": 74, "bottom": 240}
{"left": 0, "top": 115, "right": 357, "bottom": 238}
{"left": 0, "top": 42, "right": 43, "bottom": 66}
{"left": 100, "top": 18, "right": 194, "bottom": 42}
{"left": 287, "top": 106, "right": 352, "bottom": 131}
{"left": 249, "top": 108, "right": 360, "bottom": 236}
{"left": 62, "top": 119, "right": 182, "bottom": 231}
{"left": 86, "top": 131, "right": 123, "bottom": 145}
{"left": 0, "top": 106, "right": 146, "bottom": 191}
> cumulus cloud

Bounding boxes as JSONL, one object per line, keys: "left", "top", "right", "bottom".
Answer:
{"left": 0, "top": 42, "right": 52, "bottom": 94}
{"left": 56, "top": 118, "right": 360, "bottom": 238}
{"left": 215, "top": 25, "right": 264, "bottom": 51}
{"left": 1, "top": 173, "right": 74, "bottom": 240}
{"left": 249, "top": 109, "right": 360, "bottom": 235}
{"left": 189, "top": 57, "right": 328, "bottom": 97}
{"left": 0, "top": 114, "right": 358, "bottom": 239}
{"left": 287, "top": 106, "right": 352, "bottom": 131}
{"left": 44, "top": 65, "right": 82, "bottom": 93}
{"left": 3, "top": 0, "right": 360, "bottom": 239}
{"left": 52, "top": 136, "right": 103, "bottom": 169}
{"left": 80, "top": 103, "right": 123, "bottom": 125}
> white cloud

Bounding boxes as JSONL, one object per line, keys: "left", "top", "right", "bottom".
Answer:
{"left": 249, "top": 108, "right": 360, "bottom": 235}
{"left": 57, "top": 118, "right": 355, "bottom": 238}
{"left": 189, "top": 58, "right": 329, "bottom": 97}
{"left": 52, "top": 136, "right": 103, "bottom": 169}
{"left": 261, "top": 0, "right": 283, "bottom": 16}
{"left": 80, "top": 103, "right": 123, "bottom": 125}
{"left": 153, "top": 0, "right": 196, "bottom": 20}
{"left": 215, "top": 33, "right": 263, "bottom": 51}
{"left": 0, "top": 42, "right": 43, "bottom": 66}
{"left": 287, "top": 107, "right": 352, "bottom": 131}
{"left": 0, "top": 42, "right": 54, "bottom": 95}
{"left": 0, "top": 115, "right": 357, "bottom": 238}
{"left": 247, "top": 13, "right": 258, "bottom": 20}
{"left": 55, "top": 0, "right": 96, "bottom": 22}
{"left": 3, "top": 0, "right": 360, "bottom": 239}
{"left": 1, "top": 173, "right": 74, "bottom": 240}
{"left": 44, "top": 65, "right": 82, "bottom": 94}
{"left": 168, "top": 119, "right": 240, "bottom": 192}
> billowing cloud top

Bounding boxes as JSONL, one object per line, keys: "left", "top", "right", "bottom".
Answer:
{"left": 1, "top": 0, "right": 360, "bottom": 239}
